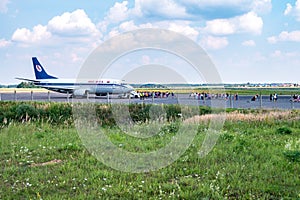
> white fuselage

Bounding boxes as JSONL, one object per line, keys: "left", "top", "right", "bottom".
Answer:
{"left": 34, "top": 78, "right": 134, "bottom": 96}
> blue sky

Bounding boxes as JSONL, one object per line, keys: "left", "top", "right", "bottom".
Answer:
{"left": 0, "top": 0, "right": 299, "bottom": 84}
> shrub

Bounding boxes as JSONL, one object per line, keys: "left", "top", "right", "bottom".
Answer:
{"left": 15, "top": 103, "right": 39, "bottom": 121}
{"left": 283, "top": 151, "right": 300, "bottom": 162}
{"left": 46, "top": 103, "right": 73, "bottom": 125}
{"left": 128, "top": 103, "right": 150, "bottom": 123}
{"left": 166, "top": 104, "right": 181, "bottom": 121}
{"left": 95, "top": 104, "right": 116, "bottom": 127}
{"left": 276, "top": 127, "right": 292, "bottom": 135}
{"left": 199, "top": 106, "right": 212, "bottom": 115}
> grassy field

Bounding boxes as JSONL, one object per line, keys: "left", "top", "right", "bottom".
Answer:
{"left": 131, "top": 87, "right": 300, "bottom": 96}
{"left": 0, "top": 108, "right": 300, "bottom": 199}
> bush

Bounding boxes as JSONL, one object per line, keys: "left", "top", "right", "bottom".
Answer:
{"left": 15, "top": 104, "right": 39, "bottom": 121}
{"left": 0, "top": 102, "right": 216, "bottom": 127}
{"left": 166, "top": 104, "right": 181, "bottom": 121}
{"left": 283, "top": 151, "right": 300, "bottom": 162}
{"left": 95, "top": 104, "right": 115, "bottom": 127}
{"left": 46, "top": 103, "right": 72, "bottom": 124}
{"left": 199, "top": 106, "right": 212, "bottom": 115}
{"left": 276, "top": 126, "right": 292, "bottom": 135}
{"left": 128, "top": 103, "right": 150, "bottom": 123}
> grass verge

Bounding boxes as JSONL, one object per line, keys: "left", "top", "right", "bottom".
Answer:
{"left": 0, "top": 111, "right": 299, "bottom": 199}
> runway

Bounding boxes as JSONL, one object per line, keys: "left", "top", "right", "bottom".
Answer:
{"left": 0, "top": 91, "right": 299, "bottom": 110}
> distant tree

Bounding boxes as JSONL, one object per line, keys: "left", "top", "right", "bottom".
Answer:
{"left": 17, "top": 82, "right": 39, "bottom": 88}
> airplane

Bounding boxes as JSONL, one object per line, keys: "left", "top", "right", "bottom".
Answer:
{"left": 16, "top": 57, "right": 134, "bottom": 97}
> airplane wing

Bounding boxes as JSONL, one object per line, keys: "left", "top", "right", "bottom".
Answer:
{"left": 15, "top": 77, "right": 41, "bottom": 83}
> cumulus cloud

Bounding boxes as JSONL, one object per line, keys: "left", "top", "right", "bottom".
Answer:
{"left": 167, "top": 22, "right": 199, "bottom": 41}
{"left": 47, "top": 9, "right": 100, "bottom": 37}
{"left": 0, "top": 38, "right": 11, "bottom": 47}
{"left": 238, "top": 12, "right": 263, "bottom": 35}
{"left": 204, "top": 11, "right": 263, "bottom": 35}
{"left": 268, "top": 31, "right": 300, "bottom": 43}
{"left": 242, "top": 40, "right": 256, "bottom": 46}
{"left": 284, "top": 0, "right": 300, "bottom": 21}
{"left": 10, "top": 1, "right": 269, "bottom": 52}
{"left": 107, "top": 1, "right": 130, "bottom": 23}
{"left": 109, "top": 20, "right": 199, "bottom": 42}
{"left": 270, "top": 50, "right": 300, "bottom": 59}
{"left": 284, "top": 3, "right": 293, "bottom": 16}
{"left": 270, "top": 50, "right": 282, "bottom": 58}
{"left": 132, "top": 0, "right": 190, "bottom": 20}
{"left": 12, "top": 25, "right": 51, "bottom": 44}
{"left": 11, "top": 9, "right": 101, "bottom": 46}
{"left": 177, "top": 0, "right": 252, "bottom": 19}
{"left": 251, "top": 0, "right": 272, "bottom": 14}
{"left": 122, "top": 0, "right": 270, "bottom": 21}
{"left": 0, "top": 0, "right": 10, "bottom": 13}
{"left": 99, "top": 0, "right": 265, "bottom": 42}
{"left": 204, "top": 19, "right": 236, "bottom": 35}
{"left": 200, "top": 36, "right": 228, "bottom": 50}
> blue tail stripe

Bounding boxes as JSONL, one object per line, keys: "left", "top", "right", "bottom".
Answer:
{"left": 32, "top": 57, "right": 57, "bottom": 79}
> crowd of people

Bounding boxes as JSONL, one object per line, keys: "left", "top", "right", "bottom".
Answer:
{"left": 189, "top": 92, "right": 239, "bottom": 101}
{"left": 269, "top": 93, "right": 278, "bottom": 101}
{"left": 134, "top": 91, "right": 300, "bottom": 103}
{"left": 291, "top": 94, "right": 300, "bottom": 102}
{"left": 136, "top": 91, "right": 175, "bottom": 100}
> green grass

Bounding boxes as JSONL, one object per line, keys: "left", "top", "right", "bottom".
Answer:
{"left": 1, "top": 117, "right": 300, "bottom": 199}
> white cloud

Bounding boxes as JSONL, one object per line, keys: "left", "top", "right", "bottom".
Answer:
{"left": 110, "top": 20, "right": 199, "bottom": 42}
{"left": 182, "top": 0, "right": 271, "bottom": 14}
{"left": 270, "top": 50, "right": 300, "bottom": 59}
{"left": 251, "top": 0, "right": 272, "bottom": 14}
{"left": 242, "top": 40, "right": 256, "bottom": 46}
{"left": 0, "top": 0, "right": 10, "bottom": 13}
{"left": 204, "top": 19, "right": 236, "bottom": 35}
{"left": 267, "top": 36, "right": 277, "bottom": 44}
{"left": 107, "top": 1, "right": 130, "bottom": 23}
{"left": 179, "top": 0, "right": 252, "bottom": 15}
{"left": 284, "top": 0, "right": 300, "bottom": 21}
{"left": 268, "top": 31, "right": 300, "bottom": 43}
{"left": 182, "top": 0, "right": 250, "bottom": 6}
{"left": 119, "top": 20, "right": 138, "bottom": 32}
{"left": 200, "top": 36, "right": 228, "bottom": 50}
{"left": 0, "top": 38, "right": 11, "bottom": 47}
{"left": 204, "top": 11, "right": 263, "bottom": 35}
{"left": 168, "top": 22, "right": 199, "bottom": 41}
{"left": 270, "top": 50, "right": 282, "bottom": 58}
{"left": 238, "top": 12, "right": 263, "bottom": 35}
{"left": 134, "top": 0, "right": 190, "bottom": 19}
{"left": 48, "top": 9, "right": 100, "bottom": 37}
{"left": 12, "top": 25, "right": 51, "bottom": 44}
{"left": 284, "top": 3, "right": 292, "bottom": 15}
{"left": 11, "top": 9, "right": 101, "bottom": 47}
{"left": 71, "top": 53, "right": 82, "bottom": 63}
{"left": 107, "top": 29, "right": 120, "bottom": 39}
{"left": 99, "top": 0, "right": 264, "bottom": 40}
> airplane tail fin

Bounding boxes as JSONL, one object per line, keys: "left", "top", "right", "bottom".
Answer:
{"left": 32, "top": 57, "right": 57, "bottom": 79}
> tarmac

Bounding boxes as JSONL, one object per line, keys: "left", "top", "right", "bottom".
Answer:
{"left": 0, "top": 89, "right": 299, "bottom": 110}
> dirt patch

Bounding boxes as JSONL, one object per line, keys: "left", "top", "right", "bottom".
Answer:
{"left": 184, "top": 110, "right": 297, "bottom": 124}
{"left": 30, "top": 159, "right": 62, "bottom": 167}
